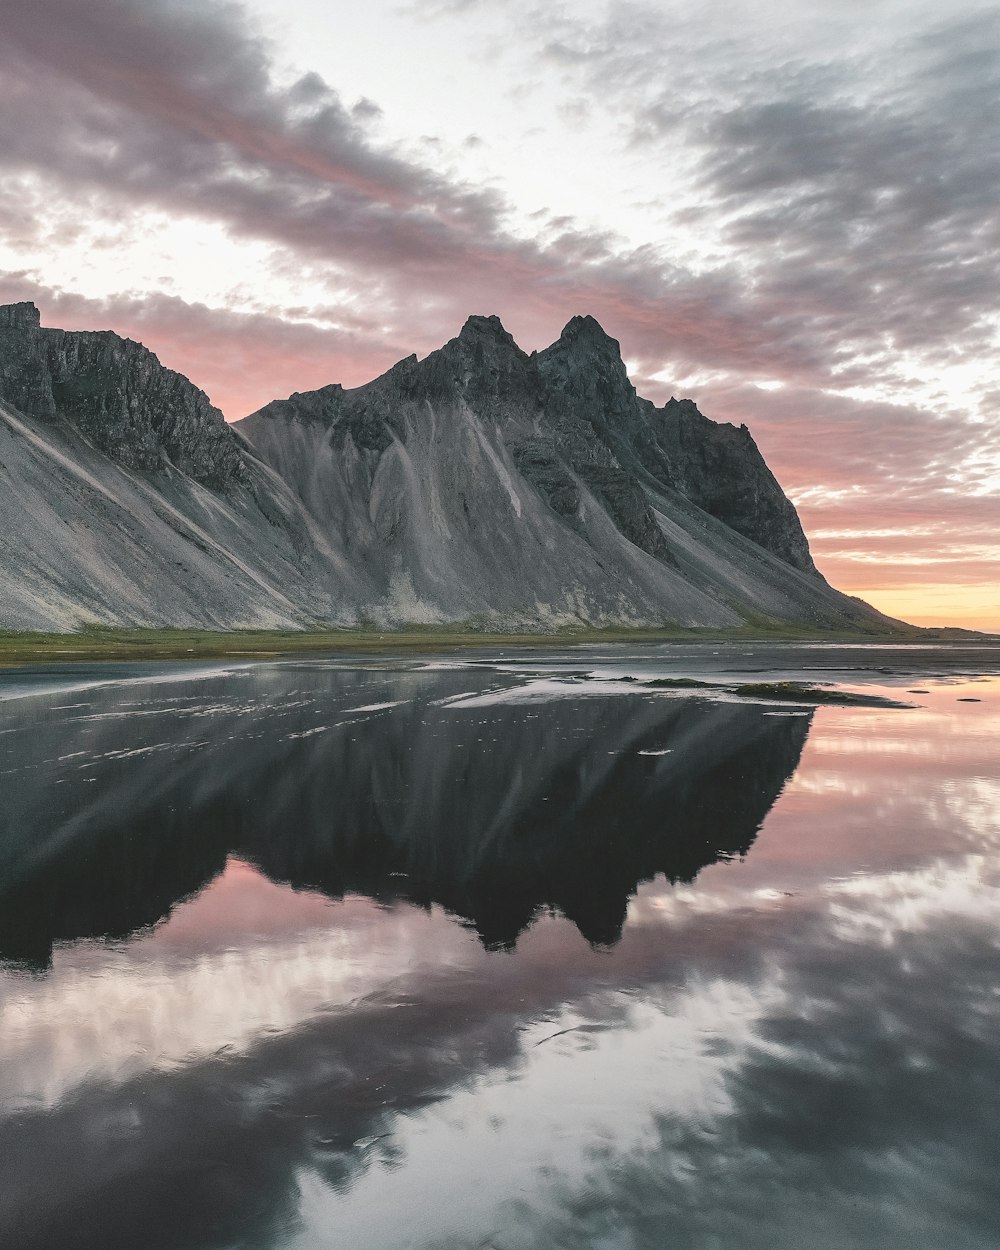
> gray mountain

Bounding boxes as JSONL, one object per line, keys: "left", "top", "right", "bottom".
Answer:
{"left": 0, "top": 302, "right": 897, "bottom": 632}
{"left": 0, "top": 302, "right": 319, "bottom": 630}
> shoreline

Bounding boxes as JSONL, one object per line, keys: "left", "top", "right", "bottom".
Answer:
{"left": 0, "top": 624, "right": 991, "bottom": 665}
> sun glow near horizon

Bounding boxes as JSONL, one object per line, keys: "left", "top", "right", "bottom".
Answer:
{"left": 840, "top": 586, "right": 1000, "bottom": 634}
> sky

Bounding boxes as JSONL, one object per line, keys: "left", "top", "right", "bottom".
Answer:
{"left": 0, "top": 0, "right": 997, "bottom": 629}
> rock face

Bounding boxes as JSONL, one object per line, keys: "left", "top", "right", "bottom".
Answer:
{"left": 0, "top": 303, "right": 57, "bottom": 421}
{"left": 0, "top": 302, "right": 898, "bottom": 632}
{"left": 533, "top": 316, "right": 815, "bottom": 572}
{"left": 0, "top": 304, "right": 319, "bottom": 631}
{"left": 0, "top": 301, "right": 243, "bottom": 487}
{"left": 651, "top": 399, "right": 816, "bottom": 573}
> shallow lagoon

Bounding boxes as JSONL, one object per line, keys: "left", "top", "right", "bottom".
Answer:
{"left": 1, "top": 642, "right": 999, "bottom": 1249}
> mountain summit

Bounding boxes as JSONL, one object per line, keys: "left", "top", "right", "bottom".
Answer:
{"left": 0, "top": 303, "right": 896, "bottom": 632}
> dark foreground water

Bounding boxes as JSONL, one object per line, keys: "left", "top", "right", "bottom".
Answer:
{"left": 1, "top": 642, "right": 999, "bottom": 1250}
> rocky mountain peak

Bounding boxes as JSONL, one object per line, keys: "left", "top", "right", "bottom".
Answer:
{"left": 412, "top": 313, "right": 536, "bottom": 409}
{"left": 457, "top": 314, "right": 517, "bottom": 345}
{"left": 440, "top": 314, "right": 527, "bottom": 371}
{"left": 0, "top": 301, "right": 42, "bottom": 330}
{"left": 538, "top": 314, "right": 631, "bottom": 394}
{"left": 545, "top": 315, "right": 629, "bottom": 375}
{"left": 432, "top": 314, "right": 527, "bottom": 370}
{"left": 531, "top": 313, "right": 639, "bottom": 476}
{"left": 557, "top": 314, "right": 620, "bottom": 352}
{"left": 0, "top": 302, "right": 245, "bottom": 490}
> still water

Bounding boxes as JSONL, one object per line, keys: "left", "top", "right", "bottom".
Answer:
{"left": 1, "top": 643, "right": 999, "bottom": 1249}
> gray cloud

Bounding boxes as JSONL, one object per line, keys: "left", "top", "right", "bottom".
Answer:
{"left": 0, "top": 0, "right": 512, "bottom": 266}
{"left": 0, "top": 0, "right": 886, "bottom": 387}
{"left": 4, "top": 0, "right": 997, "bottom": 388}
{"left": 537, "top": 4, "right": 1000, "bottom": 385}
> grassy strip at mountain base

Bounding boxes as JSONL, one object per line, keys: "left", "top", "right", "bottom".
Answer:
{"left": 644, "top": 676, "right": 717, "bottom": 688}
{"left": 0, "top": 621, "right": 986, "bottom": 665}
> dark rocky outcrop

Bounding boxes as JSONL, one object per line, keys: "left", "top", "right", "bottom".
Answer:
{"left": 0, "top": 302, "right": 244, "bottom": 489}
{"left": 534, "top": 314, "right": 817, "bottom": 574}
{"left": 536, "top": 313, "right": 645, "bottom": 470}
{"left": 511, "top": 439, "right": 581, "bottom": 518}
{"left": 575, "top": 464, "right": 675, "bottom": 562}
{"left": 0, "top": 302, "right": 57, "bottom": 421}
{"left": 650, "top": 398, "right": 817, "bottom": 574}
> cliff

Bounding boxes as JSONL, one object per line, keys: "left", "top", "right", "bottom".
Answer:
{"left": 0, "top": 302, "right": 898, "bottom": 633}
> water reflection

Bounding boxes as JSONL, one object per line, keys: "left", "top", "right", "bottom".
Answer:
{"left": 1, "top": 649, "right": 999, "bottom": 1250}
{"left": 0, "top": 665, "right": 809, "bottom": 960}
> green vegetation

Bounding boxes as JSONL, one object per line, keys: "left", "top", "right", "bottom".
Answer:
{"left": 644, "top": 677, "right": 717, "bottom": 688}
{"left": 733, "top": 682, "right": 913, "bottom": 708}
{"left": 0, "top": 620, "right": 986, "bottom": 666}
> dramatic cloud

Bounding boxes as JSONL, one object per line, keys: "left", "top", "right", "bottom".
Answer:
{"left": 505, "top": 911, "right": 1000, "bottom": 1249}
{"left": 0, "top": 0, "right": 507, "bottom": 261}
{"left": 0, "top": 0, "right": 931, "bottom": 385}
{"left": 534, "top": 3, "right": 1000, "bottom": 387}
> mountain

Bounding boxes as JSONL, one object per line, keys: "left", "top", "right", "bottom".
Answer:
{"left": 0, "top": 301, "right": 896, "bottom": 632}
{"left": 0, "top": 301, "right": 321, "bottom": 630}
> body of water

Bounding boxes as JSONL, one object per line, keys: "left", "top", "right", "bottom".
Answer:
{"left": 1, "top": 643, "right": 999, "bottom": 1249}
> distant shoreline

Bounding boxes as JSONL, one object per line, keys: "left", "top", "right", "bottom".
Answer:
{"left": 0, "top": 624, "right": 992, "bottom": 665}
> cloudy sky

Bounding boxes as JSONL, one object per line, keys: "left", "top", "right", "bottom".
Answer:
{"left": 1, "top": 0, "right": 997, "bottom": 627}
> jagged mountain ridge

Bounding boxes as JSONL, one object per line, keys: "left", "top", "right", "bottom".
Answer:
{"left": 0, "top": 301, "right": 896, "bottom": 631}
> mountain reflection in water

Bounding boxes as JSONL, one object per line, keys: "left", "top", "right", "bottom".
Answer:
{"left": 1, "top": 647, "right": 999, "bottom": 1250}
{"left": 0, "top": 664, "right": 808, "bottom": 960}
